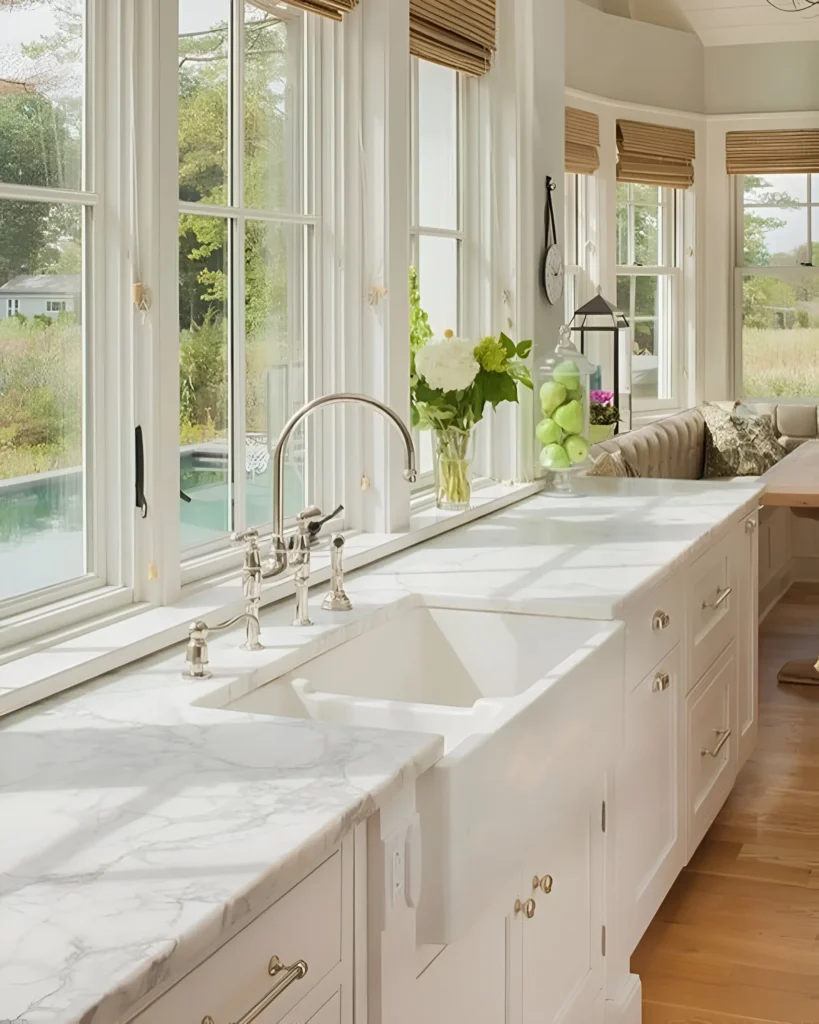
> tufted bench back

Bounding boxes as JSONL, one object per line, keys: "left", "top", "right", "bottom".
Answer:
{"left": 592, "top": 403, "right": 819, "bottom": 479}
{"left": 594, "top": 407, "right": 707, "bottom": 480}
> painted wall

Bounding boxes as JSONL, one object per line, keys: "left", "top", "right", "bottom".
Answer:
{"left": 705, "top": 43, "right": 819, "bottom": 115}
{"left": 566, "top": 0, "right": 705, "bottom": 114}
{"left": 0, "top": 296, "right": 74, "bottom": 319}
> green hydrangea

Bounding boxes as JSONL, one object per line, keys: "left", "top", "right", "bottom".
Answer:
{"left": 474, "top": 335, "right": 508, "bottom": 374}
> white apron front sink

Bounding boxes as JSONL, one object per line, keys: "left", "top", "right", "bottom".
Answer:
{"left": 220, "top": 598, "right": 625, "bottom": 944}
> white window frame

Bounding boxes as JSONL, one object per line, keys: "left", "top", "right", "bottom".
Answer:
{"left": 734, "top": 172, "right": 819, "bottom": 400}
{"left": 0, "top": 0, "right": 133, "bottom": 648}
{"left": 177, "top": 2, "right": 323, "bottom": 580}
{"left": 615, "top": 182, "right": 683, "bottom": 413}
{"left": 564, "top": 171, "right": 596, "bottom": 325}
{"left": 45, "top": 300, "right": 68, "bottom": 312}
{"left": 6, "top": 299, "right": 19, "bottom": 316}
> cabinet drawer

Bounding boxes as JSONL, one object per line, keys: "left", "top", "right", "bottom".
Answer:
{"left": 625, "top": 575, "right": 681, "bottom": 690}
{"left": 687, "top": 645, "right": 737, "bottom": 856}
{"left": 688, "top": 534, "right": 737, "bottom": 687}
{"left": 132, "top": 851, "right": 342, "bottom": 1024}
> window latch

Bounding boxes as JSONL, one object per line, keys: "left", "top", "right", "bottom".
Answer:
{"left": 135, "top": 426, "right": 148, "bottom": 519}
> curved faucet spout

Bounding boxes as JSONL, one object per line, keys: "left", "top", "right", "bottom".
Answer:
{"left": 265, "top": 393, "right": 417, "bottom": 578}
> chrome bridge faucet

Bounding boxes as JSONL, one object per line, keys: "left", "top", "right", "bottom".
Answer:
{"left": 184, "top": 393, "right": 416, "bottom": 677}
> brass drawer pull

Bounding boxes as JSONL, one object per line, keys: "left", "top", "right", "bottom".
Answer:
{"left": 203, "top": 955, "right": 308, "bottom": 1024}
{"left": 652, "top": 672, "right": 670, "bottom": 693}
{"left": 533, "top": 874, "right": 553, "bottom": 894}
{"left": 515, "top": 897, "right": 537, "bottom": 919}
{"left": 701, "top": 728, "right": 731, "bottom": 759}
{"left": 702, "top": 586, "right": 732, "bottom": 611}
{"left": 652, "top": 611, "right": 670, "bottom": 631}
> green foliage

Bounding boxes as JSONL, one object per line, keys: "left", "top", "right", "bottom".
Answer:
{"left": 409, "top": 267, "right": 433, "bottom": 354}
{"left": 744, "top": 327, "right": 819, "bottom": 398}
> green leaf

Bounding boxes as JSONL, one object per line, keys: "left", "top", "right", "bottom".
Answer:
{"left": 479, "top": 369, "right": 519, "bottom": 409}
{"left": 516, "top": 339, "right": 532, "bottom": 359}
{"left": 499, "top": 332, "right": 516, "bottom": 358}
{"left": 507, "top": 363, "right": 533, "bottom": 389}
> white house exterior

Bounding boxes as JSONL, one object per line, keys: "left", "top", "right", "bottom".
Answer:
{"left": 0, "top": 274, "right": 80, "bottom": 320}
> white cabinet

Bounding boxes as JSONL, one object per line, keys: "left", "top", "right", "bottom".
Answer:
{"left": 737, "top": 511, "right": 759, "bottom": 769}
{"left": 687, "top": 534, "right": 737, "bottom": 688}
{"left": 618, "top": 645, "right": 683, "bottom": 954}
{"left": 414, "top": 778, "right": 606, "bottom": 1024}
{"left": 521, "top": 785, "right": 605, "bottom": 1024}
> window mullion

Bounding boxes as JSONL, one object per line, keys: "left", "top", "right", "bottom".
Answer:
{"left": 231, "top": 0, "right": 247, "bottom": 533}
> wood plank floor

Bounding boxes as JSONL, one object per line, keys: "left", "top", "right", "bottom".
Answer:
{"left": 633, "top": 583, "right": 819, "bottom": 1024}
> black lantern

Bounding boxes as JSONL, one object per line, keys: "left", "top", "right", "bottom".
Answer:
{"left": 570, "top": 289, "right": 631, "bottom": 434}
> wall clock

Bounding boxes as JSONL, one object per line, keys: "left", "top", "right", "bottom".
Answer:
{"left": 541, "top": 175, "right": 564, "bottom": 305}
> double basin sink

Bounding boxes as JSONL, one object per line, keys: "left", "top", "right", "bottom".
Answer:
{"left": 202, "top": 597, "right": 623, "bottom": 943}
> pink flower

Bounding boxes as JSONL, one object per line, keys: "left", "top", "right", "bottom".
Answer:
{"left": 590, "top": 390, "right": 614, "bottom": 405}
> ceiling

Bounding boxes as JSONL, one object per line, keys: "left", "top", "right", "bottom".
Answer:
{"left": 669, "top": 0, "right": 819, "bottom": 45}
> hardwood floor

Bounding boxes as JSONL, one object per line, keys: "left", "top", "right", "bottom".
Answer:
{"left": 632, "top": 583, "right": 819, "bottom": 1024}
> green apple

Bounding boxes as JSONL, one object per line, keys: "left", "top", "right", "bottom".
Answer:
{"left": 535, "top": 418, "right": 563, "bottom": 446}
{"left": 553, "top": 399, "right": 583, "bottom": 436}
{"left": 566, "top": 388, "right": 584, "bottom": 402}
{"left": 565, "top": 434, "right": 590, "bottom": 465}
{"left": 539, "top": 380, "right": 567, "bottom": 416}
{"left": 539, "top": 443, "right": 571, "bottom": 470}
{"left": 552, "top": 360, "right": 580, "bottom": 391}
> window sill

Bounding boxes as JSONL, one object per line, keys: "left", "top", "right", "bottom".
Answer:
{"left": 0, "top": 479, "right": 542, "bottom": 719}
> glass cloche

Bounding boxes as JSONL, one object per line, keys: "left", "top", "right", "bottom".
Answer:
{"left": 536, "top": 326, "right": 595, "bottom": 493}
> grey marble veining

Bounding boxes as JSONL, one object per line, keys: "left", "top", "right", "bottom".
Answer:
{"left": 0, "top": 477, "right": 763, "bottom": 1024}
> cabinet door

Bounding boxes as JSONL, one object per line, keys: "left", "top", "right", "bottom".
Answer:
{"left": 618, "top": 645, "right": 683, "bottom": 954}
{"left": 521, "top": 780, "right": 605, "bottom": 1024}
{"left": 415, "top": 901, "right": 510, "bottom": 1024}
{"left": 737, "top": 512, "right": 759, "bottom": 769}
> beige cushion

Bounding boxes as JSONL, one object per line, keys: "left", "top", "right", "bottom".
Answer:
{"left": 594, "top": 408, "right": 706, "bottom": 480}
{"left": 776, "top": 405, "right": 819, "bottom": 441}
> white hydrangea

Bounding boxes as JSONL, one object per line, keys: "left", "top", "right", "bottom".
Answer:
{"left": 416, "top": 336, "right": 479, "bottom": 393}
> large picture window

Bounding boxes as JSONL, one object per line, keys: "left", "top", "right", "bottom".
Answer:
{"left": 738, "top": 173, "right": 819, "bottom": 398}
{"left": 0, "top": 0, "right": 94, "bottom": 610}
{"left": 616, "top": 182, "right": 680, "bottom": 408}
{"left": 178, "top": 0, "right": 315, "bottom": 554}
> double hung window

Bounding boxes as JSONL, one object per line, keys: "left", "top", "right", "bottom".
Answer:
{"left": 737, "top": 173, "right": 819, "bottom": 398}
{"left": 616, "top": 182, "right": 681, "bottom": 408}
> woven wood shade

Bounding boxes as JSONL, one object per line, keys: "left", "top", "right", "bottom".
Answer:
{"left": 726, "top": 130, "right": 819, "bottom": 175}
{"left": 566, "top": 107, "right": 600, "bottom": 175}
{"left": 616, "top": 119, "right": 696, "bottom": 190}
{"left": 250, "top": 0, "right": 358, "bottom": 21}
{"left": 410, "top": 0, "right": 496, "bottom": 77}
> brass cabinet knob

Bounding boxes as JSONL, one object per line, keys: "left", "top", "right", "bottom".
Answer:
{"left": 532, "top": 874, "right": 553, "bottom": 894}
{"left": 652, "top": 610, "right": 670, "bottom": 631}
{"left": 652, "top": 671, "right": 671, "bottom": 693}
{"left": 515, "top": 897, "right": 537, "bottom": 919}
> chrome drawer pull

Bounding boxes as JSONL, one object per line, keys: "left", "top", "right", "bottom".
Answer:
{"left": 701, "top": 728, "right": 731, "bottom": 758}
{"left": 745, "top": 518, "right": 757, "bottom": 534}
{"left": 652, "top": 672, "right": 671, "bottom": 693}
{"left": 702, "top": 586, "right": 732, "bottom": 611}
{"left": 652, "top": 610, "right": 670, "bottom": 631}
{"left": 203, "top": 955, "right": 308, "bottom": 1024}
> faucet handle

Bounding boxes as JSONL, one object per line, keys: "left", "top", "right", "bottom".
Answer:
{"left": 297, "top": 505, "right": 323, "bottom": 521}
{"left": 232, "top": 528, "right": 260, "bottom": 545}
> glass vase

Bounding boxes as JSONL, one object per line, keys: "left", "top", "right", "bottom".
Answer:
{"left": 433, "top": 427, "right": 474, "bottom": 511}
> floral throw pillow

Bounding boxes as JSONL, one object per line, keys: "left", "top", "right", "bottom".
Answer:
{"left": 587, "top": 450, "right": 641, "bottom": 479}
{"left": 700, "top": 402, "right": 785, "bottom": 478}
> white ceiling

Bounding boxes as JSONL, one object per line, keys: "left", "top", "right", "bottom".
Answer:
{"left": 670, "top": 0, "right": 819, "bottom": 45}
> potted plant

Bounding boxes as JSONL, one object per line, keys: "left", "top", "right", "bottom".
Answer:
{"left": 589, "top": 390, "right": 620, "bottom": 443}
{"left": 410, "top": 270, "right": 532, "bottom": 510}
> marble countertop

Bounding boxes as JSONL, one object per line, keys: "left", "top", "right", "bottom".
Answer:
{"left": 0, "top": 476, "right": 763, "bottom": 1024}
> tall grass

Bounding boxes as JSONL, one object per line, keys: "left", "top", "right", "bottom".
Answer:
{"left": 743, "top": 327, "right": 819, "bottom": 399}
{"left": 0, "top": 317, "right": 82, "bottom": 480}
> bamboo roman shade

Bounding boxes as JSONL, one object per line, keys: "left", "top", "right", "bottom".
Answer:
{"left": 726, "top": 130, "right": 819, "bottom": 175}
{"left": 410, "top": 0, "right": 496, "bottom": 77}
{"left": 616, "top": 119, "right": 696, "bottom": 190}
{"left": 566, "top": 108, "right": 600, "bottom": 175}
{"left": 251, "top": 0, "right": 358, "bottom": 21}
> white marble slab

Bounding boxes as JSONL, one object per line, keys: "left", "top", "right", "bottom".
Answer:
{"left": 0, "top": 476, "right": 763, "bottom": 1024}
